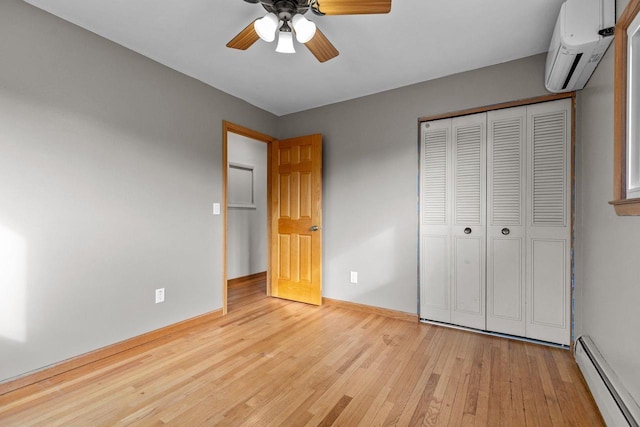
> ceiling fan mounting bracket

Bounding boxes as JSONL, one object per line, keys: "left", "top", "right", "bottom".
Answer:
{"left": 257, "top": 0, "right": 311, "bottom": 20}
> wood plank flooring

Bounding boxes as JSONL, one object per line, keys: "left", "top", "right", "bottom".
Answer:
{"left": 0, "top": 278, "right": 603, "bottom": 426}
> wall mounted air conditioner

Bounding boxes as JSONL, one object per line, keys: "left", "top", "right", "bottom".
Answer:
{"left": 545, "top": 0, "right": 615, "bottom": 93}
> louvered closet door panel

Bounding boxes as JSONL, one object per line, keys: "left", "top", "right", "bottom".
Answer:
{"left": 451, "top": 113, "right": 486, "bottom": 330}
{"left": 486, "top": 107, "right": 527, "bottom": 337}
{"left": 419, "top": 118, "right": 452, "bottom": 323}
{"left": 526, "top": 98, "right": 571, "bottom": 345}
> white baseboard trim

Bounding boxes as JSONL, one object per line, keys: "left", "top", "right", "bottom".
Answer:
{"left": 575, "top": 336, "right": 640, "bottom": 427}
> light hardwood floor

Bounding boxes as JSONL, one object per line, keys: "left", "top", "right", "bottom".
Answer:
{"left": 0, "top": 278, "right": 603, "bottom": 426}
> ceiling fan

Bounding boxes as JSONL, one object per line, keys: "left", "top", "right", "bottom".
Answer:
{"left": 227, "top": 0, "right": 392, "bottom": 63}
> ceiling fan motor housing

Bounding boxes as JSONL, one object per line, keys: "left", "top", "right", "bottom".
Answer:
{"left": 251, "top": 0, "right": 311, "bottom": 20}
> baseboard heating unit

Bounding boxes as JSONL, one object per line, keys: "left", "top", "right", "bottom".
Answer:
{"left": 575, "top": 336, "right": 640, "bottom": 426}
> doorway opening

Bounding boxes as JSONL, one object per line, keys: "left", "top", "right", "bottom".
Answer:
{"left": 222, "top": 122, "right": 275, "bottom": 314}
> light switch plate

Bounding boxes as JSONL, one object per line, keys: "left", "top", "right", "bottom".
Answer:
{"left": 213, "top": 203, "right": 220, "bottom": 215}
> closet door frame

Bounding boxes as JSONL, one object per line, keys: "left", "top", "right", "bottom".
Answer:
{"left": 418, "top": 92, "right": 576, "bottom": 347}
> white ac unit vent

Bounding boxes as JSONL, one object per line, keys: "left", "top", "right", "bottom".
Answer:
{"left": 545, "top": 0, "right": 615, "bottom": 93}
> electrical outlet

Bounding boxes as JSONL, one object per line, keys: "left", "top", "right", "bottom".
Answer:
{"left": 155, "top": 288, "right": 165, "bottom": 304}
{"left": 350, "top": 271, "right": 358, "bottom": 284}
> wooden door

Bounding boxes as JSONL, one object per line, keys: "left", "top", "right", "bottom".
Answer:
{"left": 486, "top": 107, "right": 527, "bottom": 337}
{"left": 271, "top": 134, "right": 323, "bottom": 305}
{"left": 450, "top": 113, "right": 487, "bottom": 330}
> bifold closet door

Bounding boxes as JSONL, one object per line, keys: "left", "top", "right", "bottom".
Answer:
{"left": 486, "top": 107, "right": 527, "bottom": 337}
{"left": 525, "top": 99, "right": 571, "bottom": 345}
{"left": 420, "top": 98, "right": 571, "bottom": 345}
{"left": 450, "top": 114, "right": 486, "bottom": 330}
{"left": 419, "top": 113, "right": 486, "bottom": 330}
{"left": 420, "top": 118, "right": 452, "bottom": 323}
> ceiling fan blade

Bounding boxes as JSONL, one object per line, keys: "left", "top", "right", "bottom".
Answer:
{"left": 305, "top": 28, "right": 339, "bottom": 63}
{"left": 313, "top": 0, "right": 391, "bottom": 15}
{"left": 226, "top": 20, "right": 260, "bottom": 50}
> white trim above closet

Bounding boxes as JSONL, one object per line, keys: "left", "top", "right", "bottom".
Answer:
{"left": 419, "top": 98, "right": 572, "bottom": 346}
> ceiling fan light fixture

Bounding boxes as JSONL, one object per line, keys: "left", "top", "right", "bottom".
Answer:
{"left": 275, "top": 30, "right": 295, "bottom": 53}
{"left": 254, "top": 12, "right": 278, "bottom": 42}
{"left": 291, "top": 14, "right": 317, "bottom": 43}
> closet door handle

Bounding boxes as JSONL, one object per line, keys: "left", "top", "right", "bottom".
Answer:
{"left": 464, "top": 227, "right": 472, "bottom": 235}
{"left": 501, "top": 228, "right": 510, "bottom": 236}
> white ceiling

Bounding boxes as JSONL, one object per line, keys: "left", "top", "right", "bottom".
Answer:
{"left": 22, "top": 0, "right": 563, "bottom": 116}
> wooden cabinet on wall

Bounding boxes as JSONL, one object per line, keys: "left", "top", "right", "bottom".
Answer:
{"left": 419, "top": 98, "right": 572, "bottom": 346}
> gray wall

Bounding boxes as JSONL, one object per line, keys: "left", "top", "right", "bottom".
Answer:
{"left": 278, "top": 54, "right": 550, "bottom": 314}
{"left": 227, "top": 134, "right": 267, "bottom": 279}
{"left": 0, "top": 0, "right": 277, "bottom": 382}
{"left": 575, "top": 0, "right": 640, "bottom": 404}
{"left": 7, "top": 0, "right": 636, "bottom": 402}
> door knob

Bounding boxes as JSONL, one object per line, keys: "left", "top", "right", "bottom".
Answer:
{"left": 310, "top": 225, "right": 319, "bottom": 232}
{"left": 464, "top": 227, "right": 472, "bottom": 234}
{"left": 501, "top": 228, "right": 510, "bottom": 235}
